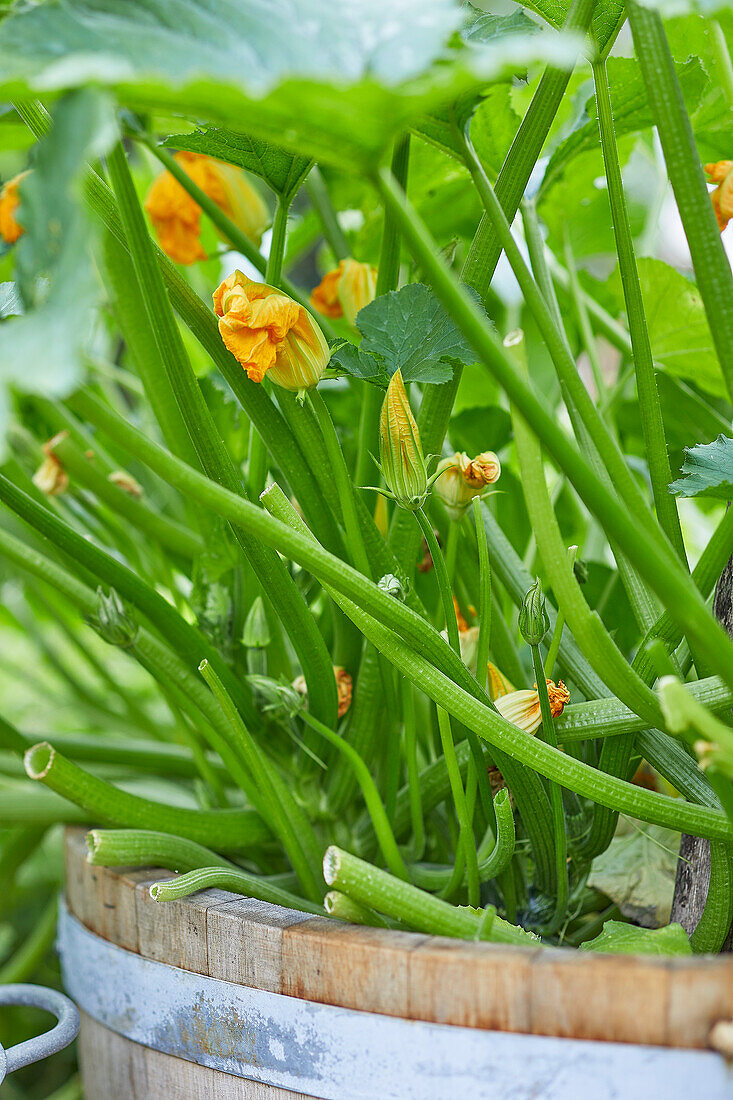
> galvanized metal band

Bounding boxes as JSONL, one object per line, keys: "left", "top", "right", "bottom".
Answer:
{"left": 58, "top": 907, "right": 732, "bottom": 1100}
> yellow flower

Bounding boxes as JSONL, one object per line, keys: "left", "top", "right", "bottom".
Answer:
{"left": 213, "top": 271, "right": 330, "bottom": 392}
{"left": 495, "top": 679, "right": 570, "bottom": 735}
{"left": 32, "top": 432, "right": 70, "bottom": 497}
{"left": 311, "top": 259, "right": 378, "bottom": 326}
{"left": 487, "top": 662, "right": 515, "bottom": 701}
{"left": 434, "top": 451, "right": 501, "bottom": 521}
{"left": 379, "top": 370, "right": 428, "bottom": 510}
{"left": 705, "top": 161, "right": 733, "bottom": 232}
{"left": 0, "top": 171, "right": 29, "bottom": 245}
{"left": 145, "top": 152, "right": 267, "bottom": 265}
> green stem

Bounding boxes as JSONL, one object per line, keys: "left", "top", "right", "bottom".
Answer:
{"left": 324, "top": 846, "right": 536, "bottom": 944}
{"left": 24, "top": 742, "right": 268, "bottom": 851}
{"left": 410, "top": 787, "right": 515, "bottom": 889}
{"left": 306, "top": 166, "right": 350, "bottom": 262}
{"left": 627, "top": 2, "right": 733, "bottom": 402}
{"left": 710, "top": 20, "right": 733, "bottom": 110}
{"left": 324, "top": 892, "right": 391, "bottom": 927}
{"left": 472, "top": 496, "right": 492, "bottom": 692}
{"left": 592, "top": 53, "right": 687, "bottom": 565}
{"left": 402, "top": 677, "right": 425, "bottom": 860}
{"left": 355, "top": 135, "right": 410, "bottom": 494}
{"left": 199, "top": 659, "right": 323, "bottom": 902}
{"left": 86, "top": 828, "right": 237, "bottom": 872}
{"left": 149, "top": 867, "right": 323, "bottom": 914}
{"left": 0, "top": 897, "right": 57, "bottom": 984}
{"left": 435, "top": 707, "right": 480, "bottom": 906}
{"left": 416, "top": 507, "right": 460, "bottom": 654}
{"left": 563, "top": 231, "right": 607, "bottom": 403}
{"left": 297, "top": 708, "right": 408, "bottom": 880}
{"left": 544, "top": 546, "right": 576, "bottom": 677}
{"left": 266, "top": 195, "right": 290, "bottom": 287}
{"left": 531, "top": 645, "right": 568, "bottom": 935}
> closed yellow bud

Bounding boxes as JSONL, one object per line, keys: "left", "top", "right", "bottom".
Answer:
{"left": 213, "top": 271, "right": 330, "bottom": 393}
{"left": 0, "top": 171, "right": 29, "bottom": 245}
{"left": 705, "top": 161, "right": 733, "bottom": 232}
{"left": 495, "top": 679, "right": 569, "bottom": 735}
{"left": 145, "top": 152, "right": 268, "bottom": 265}
{"left": 434, "top": 450, "right": 501, "bottom": 521}
{"left": 311, "top": 259, "right": 378, "bottom": 326}
{"left": 379, "top": 370, "right": 427, "bottom": 510}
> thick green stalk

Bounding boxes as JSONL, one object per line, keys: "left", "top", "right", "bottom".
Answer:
{"left": 355, "top": 134, "right": 410, "bottom": 494}
{"left": 592, "top": 54, "right": 686, "bottom": 564}
{"left": 23, "top": 742, "right": 268, "bottom": 851}
{"left": 435, "top": 706, "right": 480, "bottom": 906}
{"left": 149, "top": 867, "right": 323, "bottom": 914}
{"left": 472, "top": 497, "right": 492, "bottom": 691}
{"left": 410, "top": 787, "right": 515, "bottom": 890}
{"left": 375, "top": 168, "right": 733, "bottom": 698}
{"left": 461, "top": 0, "right": 596, "bottom": 297}
{"left": 87, "top": 828, "right": 239, "bottom": 871}
{"left": 416, "top": 508, "right": 460, "bottom": 654}
{"left": 107, "top": 141, "right": 337, "bottom": 728}
{"left": 324, "top": 846, "right": 537, "bottom": 944}
{"left": 324, "top": 892, "right": 392, "bottom": 927}
{"left": 531, "top": 645, "right": 568, "bottom": 935}
{"left": 199, "top": 659, "right": 323, "bottom": 902}
{"left": 627, "top": 2, "right": 733, "bottom": 401}
{"left": 102, "top": 232, "right": 202, "bottom": 469}
{"left": 401, "top": 678, "right": 424, "bottom": 860}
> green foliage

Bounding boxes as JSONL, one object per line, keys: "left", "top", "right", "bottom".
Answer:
{"left": 588, "top": 820, "right": 681, "bottom": 928}
{"left": 671, "top": 434, "right": 733, "bottom": 498}
{"left": 331, "top": 283, "right": 477, "bottom": 387}
{"left": 580, "top": 918, "right": 692, "bottom": 955}
{"left": 162, "top": 128, "right": 312, "bottom": 200}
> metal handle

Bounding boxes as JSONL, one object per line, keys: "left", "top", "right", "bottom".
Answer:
{"left": 0, "top": 984, "right": 80, "bottom": 1084}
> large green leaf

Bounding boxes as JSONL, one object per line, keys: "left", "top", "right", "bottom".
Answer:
{"left": 331, "top": 283, "right": 478, "bottom": 387}
{"left": 609, "top": 258, "right": 726, "bottom": 399}
{"left": 515, "top": 0, "right": 625, "bottom": 54}
{"left": 0, "top": 0, "right": 580, "bottom": 171}
{"left": 0, "top": 89, "right": 115, "bottom": 459}
{"left": 670, "top": 434, "right": 733, "bottom": 499}
{"left": 161, "top": 129, "right": 312, "bottom": 200}
{"left": 541, "top": 57, "right": 707, "bottom": 195}
{"left": 580, "top": 919, "right": 691, "bottom": 956}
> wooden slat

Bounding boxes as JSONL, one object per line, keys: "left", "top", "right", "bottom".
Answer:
{"left": 135, "top": 877, "right": 235, "bottom": 975}
{"left": 667, "top": 955, "right": 733, "bottom": 1048}
{"left": 529, "top": 948, "right": 671, "bottom": 1045}
{"left": 207, "top": 896, "right": 313, "bottom": 993}
{"left": 281, "top": 917, "right": 428, "bottom": 1016}
{"left": 409, "top": 936, "right": 542, "bottom": 1031}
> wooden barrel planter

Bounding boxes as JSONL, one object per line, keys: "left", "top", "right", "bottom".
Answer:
{"left": 61, "top": 829, "right": 733, "bottom": 1100}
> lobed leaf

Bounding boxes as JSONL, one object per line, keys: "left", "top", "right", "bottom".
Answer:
{"left": 161, "top": 128, "right": 312, "bottom": 200}
{"left": 670, "top": 434, "right": 733, "bottom": 499}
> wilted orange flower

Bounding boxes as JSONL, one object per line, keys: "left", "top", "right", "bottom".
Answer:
{"left": 435, "top": 451, "right": 501, "bottom": 521}
{"left": 108, "top": 470, "right": 144, "bottom": 498}
{"left": 213, "top": 271, "right": 330, "bottom": 391}
{"left": 311, "top": 259, "right": 378, "bottom": 326}
{"left": 495, "top": 679, "right": 569, "bottom": 735}
{"left": 705, "top": 161, "right": 733, "bottom": 232}
{"left": 0, "top": 171, "right": 29, "bottom": 245}
{"left": 334, "top": 666, "right": 353, "bottom": 718}
{"left": 145, "top": 152, "right": 267, "bottom": 265}
{"left": 293, "top": 666, "right": 352, "bottom": 719}
{"left": 32, "top": 432, "right": 70, "bottom": 497}
{"left": 452, "top": 595, "right": 476, "bottom": 633}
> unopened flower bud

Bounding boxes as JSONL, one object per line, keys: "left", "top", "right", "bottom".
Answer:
{"left": 214, "top": 271, "right": 330, "bottom": 395}
{"left": 310, "top": 259, "right": 378, "bottom": 326}
{"left": 378, "top": 574, "right": 405, "bottom": 601}
{"left": 379, "top": 370, "right": 428, "bottom": 510}
{"left": 293, "top": 666, "right": 353, "bottom": 718}
{"left": 519, "top": 577, "right": 550, "bottom": 645}
{"left": 91, "top": 587, "right": 138, "bottom": 648}
{"left": 242, "top": 595, "right": 271, "bottom": 649}
{"left": 0, "top": 171, "right": 29, "bottom": 245}
{"left": 32, "top": 432, "right": 70, "bottom": 497}
{"left": 250, "top": 674, "right": 304, "bottom": 720}
{"left": 434, "top": 451, "right": 501, "bottom": 521}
